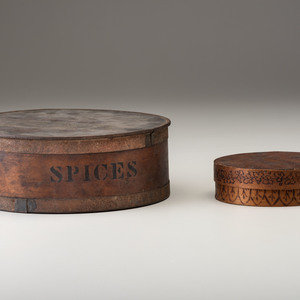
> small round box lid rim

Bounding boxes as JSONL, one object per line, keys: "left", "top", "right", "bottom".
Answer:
{"left": 214, "top": 151, "right": 300, "bottom": 171}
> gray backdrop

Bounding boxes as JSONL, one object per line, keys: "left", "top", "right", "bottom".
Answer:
{"left": 0, "top": 1, "right": 299, "bottom": 300}
{"left": 0, "top": 0, "right": 299, "bottom": 105}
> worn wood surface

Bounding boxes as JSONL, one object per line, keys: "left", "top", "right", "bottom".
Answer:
{"left": 0, "top": 109, "right": 171, "bottom": 213}
{"left": 214, "top": 152, "right": 300, "bottom": 206}
{"left": 0, "top": 109, "right": 170, "bottom": 138}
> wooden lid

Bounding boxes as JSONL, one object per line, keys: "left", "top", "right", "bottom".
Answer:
{"left": 215, "top": 152, "right": 300, "bottom": 190}
{"left": 0, "top": 109, "right": 170, "bottom": 139}
{"left": 0, "top": 109, "right": 170, "bottom": 154}
{"left": 214, "top": 152, "right": 300, "bottom": 206}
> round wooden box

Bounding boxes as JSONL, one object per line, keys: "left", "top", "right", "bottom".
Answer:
{"left": 0, "top": 109, "right": 171, "bottom": 213}
{"left": 214, "top": 152, "right": 300, "bottom": 206}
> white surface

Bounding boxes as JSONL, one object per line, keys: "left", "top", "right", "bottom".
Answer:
{"left": 0, "top": 99, "right": 299, "bottom": 300}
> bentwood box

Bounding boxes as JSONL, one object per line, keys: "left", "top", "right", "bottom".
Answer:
{"left": 214, "top": 152, "right": 300, "bottom": 206}
{"left": 0, "top": 109, "right": 171, "bottom": 213}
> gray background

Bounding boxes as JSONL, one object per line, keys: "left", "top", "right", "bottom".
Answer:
{"left": 0, "top": 1, "right": 299, "bottom": 300}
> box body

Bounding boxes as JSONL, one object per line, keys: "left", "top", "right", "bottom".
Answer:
{"left": 0, "top": 109, "right": 170, "bottom": 213}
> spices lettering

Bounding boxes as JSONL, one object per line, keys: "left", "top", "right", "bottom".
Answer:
{"left": 50, "top": 161, "right": 137, "bottom": 182}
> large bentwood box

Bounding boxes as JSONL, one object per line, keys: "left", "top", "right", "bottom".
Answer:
{"left": 0, "top": 109, "right": 171, "bottom": 213}
{"left": 214, "top": 152, "right": 300, "bottom": 207}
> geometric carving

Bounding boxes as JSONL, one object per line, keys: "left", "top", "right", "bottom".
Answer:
{"left": 215, "top": 169, "right": 299, "bottom": 188}
{"left": 215, "top": 183, "right": 300, "bottom": 207}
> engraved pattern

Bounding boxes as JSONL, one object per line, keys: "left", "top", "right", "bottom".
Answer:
{"left": 215, "top": 168, "right": 299, "bottom": 187}
{"left": 215, "top": 184, "right": 300, "bottom": 207}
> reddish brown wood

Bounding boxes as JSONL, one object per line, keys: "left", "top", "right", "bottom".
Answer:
{"left": 0, "top": 109, "right": 171, "bottom": 213}
{"left": 214, "top": 152, "right": 300, "bottom": 206}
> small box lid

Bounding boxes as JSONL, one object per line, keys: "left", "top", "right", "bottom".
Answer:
{"left": 214, "top": 152, "right": 300, "bottom": 191}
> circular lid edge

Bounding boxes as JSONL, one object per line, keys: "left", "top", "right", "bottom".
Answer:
{"left": 0, "top": 108, "right": 171, "bottom": 140}
{"left": 214, "top": 151, "right": 300, "bottom": 171}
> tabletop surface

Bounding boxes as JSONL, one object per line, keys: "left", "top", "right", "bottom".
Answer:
{"left": 0, "top": 109, "right": 170, "bottom": 139}
{"left": 215, "top": 151, "right": 300, "bottom": 170}
{"left": 1, "top": 100, "right": 300, "bottom": 300}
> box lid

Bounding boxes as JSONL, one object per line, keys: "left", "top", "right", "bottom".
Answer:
{"left": 214, "top": 152, "right": 300, "bottom": 191}
{"left": 0, "top": 109, "right": 170, "bottom": 154}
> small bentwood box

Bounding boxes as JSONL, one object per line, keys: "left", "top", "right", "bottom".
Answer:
{"left": 214, "top": 152, "right": 300, "bottom": 206}
{"left": 0, "top": 109, "right": 171, "bottom": 213}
